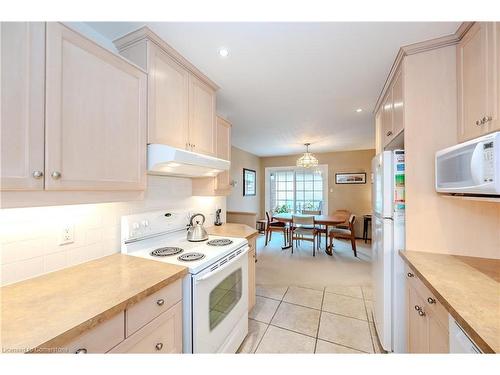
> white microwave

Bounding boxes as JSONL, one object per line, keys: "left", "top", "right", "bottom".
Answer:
{"left": 435, "top": 132, "right": 500, "bottom": 195}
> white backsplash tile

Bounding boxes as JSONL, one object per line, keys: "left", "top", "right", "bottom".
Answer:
{"left": 0, "top": 175, "right": 226, "bottom": 286}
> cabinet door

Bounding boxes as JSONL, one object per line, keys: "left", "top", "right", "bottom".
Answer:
{"left": 45, "top": 23, "right": 147, "bottom": 191}
{"left": 382, "top": 91, "right": 394, "bottom": 146}
{"left": 428, "top": 311, "right": 449, "bottom": 353}
{"left": 1, "top": 22, "right": 45, "bottom": 190}
{"left": 189, "top": 74, "right": 216, "bottom": 156}
{"left": 216, "top": 116, "right": 231, "bottom": 192}
{"left": 375, "top": 110, "right": 383, "bottom": 154}
{"left": 148, "top": 43, "right": 189, "bottom": 149}
{"left": 248, "top": 237, "right": 256, "bottom": 312}
{"left": 110, "top": 302, "right": 182, "bottom": 353}
{"left": 485, "top": 22, "right": 500, "bottom": 134}
{"left": 407, "top": 285, "right": 428, "bottom": 353}
{"left": 392, "top": 68, "right": 404, "bottom": 137}
{"left": 458, "top": 22, "right": 489, "bottom": 141}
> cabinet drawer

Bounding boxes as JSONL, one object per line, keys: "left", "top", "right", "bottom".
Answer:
{"left": 126, "top": 279, "right": 182, "bottom": 336}
{"left": 406, "top": 267, "right": 448, "bottom": 330}
{"left": 61, "top": 311, "right": 125, "bottom": 354}
{"left": 110, "top": 301, "right": 182, "bottom": 353}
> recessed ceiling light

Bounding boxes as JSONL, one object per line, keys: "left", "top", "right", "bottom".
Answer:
{"left": 218, "top": 48, "right": 229, "bottom": 57}
{"left": 356, "top": 108, "right": 363, "bottom": 113}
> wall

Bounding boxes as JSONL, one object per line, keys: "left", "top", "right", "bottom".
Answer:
{"left": 404, "top": 46, "right": 500, "bottom": 259}
{"left": 260, "top": 149, "right": 375, "bottom": 235}
{"left": 226, "top": 146, "right": 262, "bottom": 217}
{"left": 0, "top": 176, "right": 225, "bottom": 286}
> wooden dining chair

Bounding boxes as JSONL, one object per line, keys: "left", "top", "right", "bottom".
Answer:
{"left": 302, "top": 210, "right": 324, "bottom": 247}
{"left": 332, "top": 209, "right": 351, "bottom": 229}
{"left": 265, "top": 211, "right": 288, "bottom": 246}
{"left": 291, "top": 215, "right": 318, "bottom": 256}
{"left": 328, "top": 214, "right": 357, "bottom": 257}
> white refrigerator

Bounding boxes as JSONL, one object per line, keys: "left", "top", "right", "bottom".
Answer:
{"left": 371, "top": 150, "right": 406, "bottom": 353}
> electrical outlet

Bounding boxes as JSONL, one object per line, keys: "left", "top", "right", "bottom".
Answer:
{"left": 59, "top": 224, "right": 75, "bottom": 245}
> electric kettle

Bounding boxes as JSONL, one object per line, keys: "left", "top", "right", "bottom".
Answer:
{"left": 187, "top": 213, "right": 209, "bottom": 242}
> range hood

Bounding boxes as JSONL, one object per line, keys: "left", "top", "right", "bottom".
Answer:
{"left": 147, "top": 144, "right": 230, "bottom": 178}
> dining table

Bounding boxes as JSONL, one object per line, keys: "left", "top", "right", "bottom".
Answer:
{"left": 272, "top": 213, "right": 346, "bottom": 256}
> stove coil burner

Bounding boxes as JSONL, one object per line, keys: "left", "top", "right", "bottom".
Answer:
{"left": 150, "top": 247, "right": 184, "bottom": 257}
{"left": 207, "top": 238, "right": 233, "bottom": 246}
{"left": 178, "top": 252, "right": 205, "bottom": 262}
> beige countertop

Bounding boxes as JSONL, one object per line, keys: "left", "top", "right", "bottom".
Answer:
{"left": 207, "top": 223, "right": 258, "bottom": 240}
{"left": 1, "top": 254, "right": 187, "bottom": 353}
{"left": 400, "top": 250, "right": 500, "bottom": 353}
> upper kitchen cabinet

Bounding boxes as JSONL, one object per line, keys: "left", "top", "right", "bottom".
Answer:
{"left": 376, "top": 64, "right": 405, "bottom": 149}
{"left": 45, "top": 23, "right": 147, "bottom": 190}
{"left": 1, "top": 22, "right": 45, "bottom": 190}
{"left": 114, "top": 27, "right": 219, "bottom": 157}
{"left": 392, "top": 68, "right": 405, "bottom": 137}
{"left": 457, "top": 22, "right": 500, "bottom": 142}
{"left": 188, "top": 75, "right": 216, "bottom": 156}
{"left": 381, "top": 91, "right": 394, "bottom": 144}
{"left": 192, "top": 116, "right": 232, "bottom": 196}
{"left": 215, "top": 116, "right": 232, "bottom": 193}
{"left": 148, "top": 43, "right": 189, "bottom": 149}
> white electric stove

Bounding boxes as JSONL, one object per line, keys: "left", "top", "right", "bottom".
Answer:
{"left": 121, "top": 210, "right": 249, "bottom": 353}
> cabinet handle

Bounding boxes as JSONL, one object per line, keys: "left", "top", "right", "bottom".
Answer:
{"left": 482, "top": 116, "right": 492, "bottom": 124}
{"left": 32, "top": 170, "right": 43, "bottom": 179}
{"left": 75, "top": 348, "right": 87, "bottom": 354}
{"left": 156, "top": 299, "right": 165, "bottom": 306}
{"left": 407, "top": 272, "right": 414, "bottom": 278}
{"left": 476, "top": 120, "right": 482, "bottom": 126}
{"left": 155, "top": 343, "right": 163, "bottom": 351}
{"left": 386, "top": 131, "right": 393, "bottom": 136}
{"left": 427, "top": 297, "right": 436, "bottom": 304}
{"left": 51, "top": 171, "right": 61, "bottom": 179}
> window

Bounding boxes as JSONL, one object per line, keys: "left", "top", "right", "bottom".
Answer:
{"left": 267, "top": 166, "right": 327, "bottom": 213}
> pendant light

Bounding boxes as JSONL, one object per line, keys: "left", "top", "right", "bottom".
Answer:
{"left": 296, "top": 143, "right": 319, "bottom": 168}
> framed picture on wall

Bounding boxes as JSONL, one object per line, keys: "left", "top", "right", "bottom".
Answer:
{"left": 335, "top": 172, "right": 366, "bottom": 184}
{"left": 243, "top": 168, "right": 256, "bottom": 196}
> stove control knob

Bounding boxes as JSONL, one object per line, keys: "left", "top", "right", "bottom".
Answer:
{"left": 132, "top": 222, "right": 140, "bottom": 231}
{"left": 141, "top": 220, "right": 149, "bottom": 227}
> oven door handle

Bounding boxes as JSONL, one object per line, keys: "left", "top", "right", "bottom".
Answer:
{"left": 195, "top": 246, "right": 249, "bottom": 283}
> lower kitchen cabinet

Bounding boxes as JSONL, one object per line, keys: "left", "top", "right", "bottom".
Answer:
{"left": 110, "top": 302, "right": 183, "bottom": 354}
{"left": 406, "top": 268, "right": 449, "bottom": 353}
{"left": 57, "top": 281, "right": 183, "bottom": 354}
{"left": 61, "top": 312, "right": 125, "bottom": 354}
{"left": 248, "top": 236, "right": 257, "bottom": 312}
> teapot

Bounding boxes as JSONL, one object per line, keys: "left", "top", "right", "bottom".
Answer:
{"left": 187, "top": 213, "right": 209, "bottom": 242}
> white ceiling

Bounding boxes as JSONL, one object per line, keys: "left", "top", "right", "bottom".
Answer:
{"left": 87, "top": 22, "right": 460, "bottom": 157}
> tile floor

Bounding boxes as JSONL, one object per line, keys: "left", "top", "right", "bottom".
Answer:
{"left": 238, "top": 284, "right": 385, "bottom": 354}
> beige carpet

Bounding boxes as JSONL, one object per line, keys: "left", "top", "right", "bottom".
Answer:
{"left": 255, "top": 233, "right": 372, "bottom": 290}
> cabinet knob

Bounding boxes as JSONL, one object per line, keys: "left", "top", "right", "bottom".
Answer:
{"left": 476, "top": 120, "right": 482, "bottom": 126}
{"left": 32, "top": 170, "right": 43, "bottom": 179}
{"left": 156, "top": 299, "right": 165, "bottom": 306}
{"left": 75, "top": 348, "right": 87, "bottom": 354}
{"left": 407, "top": 272, "right": 414, "bottom": 278}
{"left": 386, "top": 131, "right": 393, "bottom": 136}
{"left": 155, "top": 343, "right": 163, "bottom": 351}
{"left": 418, "top": 310, "right": 426, "bottom": 317}
{"left": 427, "top": 297, "right": 436, "bottom": 304}
{"left": 482, "top": 116, "right": 492, "bottom": 124}
{"left": 414, "top": 305, "right": 421, "bottom": 311}
{"left": 51, "top": 171, "right": 61, "bottom": 179}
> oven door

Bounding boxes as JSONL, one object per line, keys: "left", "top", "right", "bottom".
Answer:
{"left": 192, "top": 246, "right": 249, "bottom": 353}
